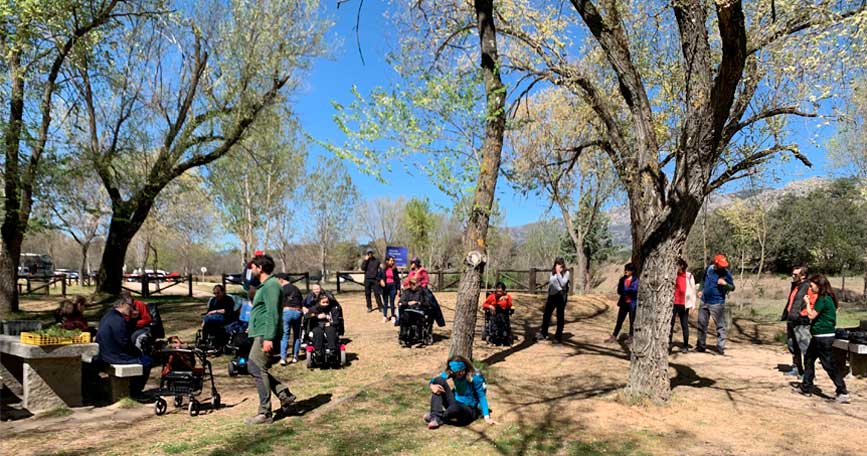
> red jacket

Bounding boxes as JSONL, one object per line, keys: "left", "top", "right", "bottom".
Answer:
{"left": 125, "top": 299, "right": 152, "bottom": 329}
{"left": 62, "top": 314, "right": 89, "bottom": 331}
{"left": 483, "top": 293, "right": 512, "bottom": 311}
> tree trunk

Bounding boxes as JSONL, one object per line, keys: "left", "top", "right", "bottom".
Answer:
{"left": 0, "top": 238, "right": 23, "bottom": 317}
{"left": 97, "top": 201, "right": 154, "bottom": 296}
{"left": 0, "top": 49, "right": 25, "bottom": 317}
{"left": 575, "top": 232, "right": 588, "bottom": 294}
{"left": 79, "top": 243, "right": 90, "bottom": 286}
{"left": 449, "top": 0, "right": 506, "bottom": 360}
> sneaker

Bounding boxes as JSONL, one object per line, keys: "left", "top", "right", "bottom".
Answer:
{"left": 535, "top": 333, "right": 548, "bottom": 341}
{"left": 605, "top": 335, "right": 616, "bottom": 344}
{"left": 279, "top": 392, "right": 297, "bottom": 410}
{"left": 279, "top": 359, "right": 287, "bottom": 366}
{"left": 427, "top": 418, "right": 441, "bottom": 429}
{"left": 836, "top": 394, "right": 851, "bottom": 404}
{"left": 797, "top": 385, "right": 813, "bottom": 397}
{"left": 245, "top": 414, "right": 273, "bottom": 425}
{"left": 695, "top": 346, "right": 707, "bottom": 353}
{"left": 383, "top": 317, "right": 389, "bottom": 323}
{"left": 717, "top": 348, "right": 725, "bottom": 356}
{"left": 783, "top": 367, "right": 800, "bottom": 377}
{"left": 626, "top": 336, "right": 634, "bottom": 345}
{"left": 290, "top": 357, "right": 298, "bottom": 364}
{"left": 682, "top": 347, "right": 690, "bottom": 353}
{"left": 367, "top": 307, "right": 373, "bottom": 313}
{"left": 423, "top": 412, "right": 432, "bottom": 423}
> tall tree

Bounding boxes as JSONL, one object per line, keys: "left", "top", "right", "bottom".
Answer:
{"left": 207, "top": 115, "right": 307, "bottom": 262}
{"left": 69, "top": 0, "right": 328, "bottom": 295}
{"left": 303, "top": 157, "right": 358, "bottom": 279}
{"left": 492, "top": 0, "right": 866, "bottom": 400}
{"left": 507, "top": 87, "right": 619, "bottom": 293}
{"left": 0, "top": 0, "right": 128, "bottom": 316}
{"left": 45, "top": 161, "right": 110, "bottom": 284}
{"left": 359, "top": 197, "right": 408, "bottom": 257}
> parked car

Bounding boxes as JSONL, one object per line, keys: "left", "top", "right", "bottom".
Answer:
{"left": 55, "top": 269, "right": 80, "bottom": 280}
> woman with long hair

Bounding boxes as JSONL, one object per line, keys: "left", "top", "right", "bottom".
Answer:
{"left": 424, "top": 355, "right": 495, "bottom": 429}
{"left": 798, "top": 274, "right": 849, "bottom": 403}
{"left": 537, "top": 257, "right": 570, "bottom": 343}
{"left": 381, "top": 256, "right": 401, "bottom": 323}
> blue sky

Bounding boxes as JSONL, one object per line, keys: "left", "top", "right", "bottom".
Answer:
{"left": 294, "top": 2, "right": 835, "bottom": 228}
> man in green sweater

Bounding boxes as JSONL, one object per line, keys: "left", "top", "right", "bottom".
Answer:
{"left": 246, "top": 254, "right": 296, "bottom": 424}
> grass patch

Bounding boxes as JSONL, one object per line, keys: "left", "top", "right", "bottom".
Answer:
{"left": 115, "top": 397, "right": 141, "bottom": 409}
{"left": 39, "top": 406, "right": 73, "bottom": 418}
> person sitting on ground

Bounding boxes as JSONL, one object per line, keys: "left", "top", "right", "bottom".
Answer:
{"left": 798, "top": 274, "right": 850, "bottom": 404}
{"left": 95, "top": 297, "right": 152, "bottom": 397}
{"left": 606, "top": 263, "right": 638, "bottom": 344}
{"left": 307, "top": 293, "right": 344, "bottom": 357}
{"left": 483, "top": 282, "right": 513, "bottom": 313}
{"left": 57, "top": 297, "right": 89, "bottom": 331}
{"left": 202, "top": 284, "right": 237, "bottom": 338}
{"left": 275, "top": 273, "right": 304, "bottom": 365}
{"left": 424, "top": 356, "right": 496, "bottom": 429}
{"left": 301, "top": 283, "right": 332, "bottom": 309}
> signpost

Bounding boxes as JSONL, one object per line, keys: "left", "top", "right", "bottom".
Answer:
{"left": 386, "top": 246, "right": 408, "bottom": 267}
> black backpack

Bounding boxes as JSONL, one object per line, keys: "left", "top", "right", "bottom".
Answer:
{"left": 147, "top": 302, "right": 165, "bottom": 339}
{"left": 849, "top": 330, "right": 867, "bottom": 345}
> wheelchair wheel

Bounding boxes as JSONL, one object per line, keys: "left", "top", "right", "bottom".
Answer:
{"left": 228, "top": 361, "right": 237, "bottom": 377}
{"left": 154, "top": 397, "right": 167, "bottom": 416}
{"left": 188, "top": 399, "right": 200, "bottom": 417}
{"left": 212, "top": 393, "right": 221, "bottom": 409}
{"left": 340, "top": 349, "right": 347, "bottom": 366}
{"left": 174, "top": 396, "right": 184, "bottom": 408}
{"left": 306, "top": 354, "right": 314, "bottom": 369}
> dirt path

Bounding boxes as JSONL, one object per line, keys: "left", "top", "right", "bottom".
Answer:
{"left": 1, "top": 292, "right": 864, "bottom": 455}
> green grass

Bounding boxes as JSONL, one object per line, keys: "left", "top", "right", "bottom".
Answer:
{"left": 39, "top": 406, "right": 73, "bottom": 418}
{"left": 115, "top": 397, "right": 141, "bottom": 409}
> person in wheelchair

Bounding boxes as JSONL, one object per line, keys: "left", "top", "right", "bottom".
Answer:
{"left": 200, "top": 285, "right": 237, "bottom": 350}
{"left": 398, "top": 278, "right": 434, "bottom": 346}
{"left": 306, "top": 293, "right": 345, "bottom": 366}
{"left": 482, "top": 282, "right": 514, "bottom": 346}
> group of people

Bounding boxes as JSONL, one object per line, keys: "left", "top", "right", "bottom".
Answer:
{"left": 607, "top": 255, "right": 732, "bottom": 354}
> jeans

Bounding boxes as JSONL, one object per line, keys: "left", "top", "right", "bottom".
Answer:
{"left": 383, "top": 283, "right": 398, "bottom": 318}
{"left": 540, "top": 293, "right": 567, "bottom": 341}
{"left": 248, "top": 336, "right": 290, "bottom": 416}
{"left": 669, "top": 305, "right": 689, "bottom": 346}
{"left": 696, "top": 303, "right": 727, "bottom": 351}
{"left": 787, "top": 322, "right": 812, "bottom": 374}
{"left": 612, "top": 304, "right": 635, "bottom": 338}
{"left": 364, "top": 279, "right": 383, "bottom": 310}
{"left": 429, "top": 376, "right": 479, "bottom": 425}
{"left": 281, "top": 308, "right": 303, "bottom": 361}
{"left": 802, "top": 336, "right": 848, "bottom": 395}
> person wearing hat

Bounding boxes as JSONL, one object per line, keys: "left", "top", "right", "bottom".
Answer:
{"left": 424, "top": 355, "right": 496, "bottom": 429}
{"left": 696, "top": 254, "right": 735, "bottom": 355}
{"left": 361, "top": 248, "right": 383, "bottom": 313}
{"left": 275, "top": 273, "right": 303, "bottom": 366}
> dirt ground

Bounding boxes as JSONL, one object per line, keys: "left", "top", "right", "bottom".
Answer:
{"left": 1, "top": 289, "right": 865, "bottom": 456}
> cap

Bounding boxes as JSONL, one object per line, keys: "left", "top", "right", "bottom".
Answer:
{"left": 713, "top": 254, "right": 729, "bottom": 268}
{"left": 254, "top": 249, "right": 264, "bottom": 256}
{"left": 365, "top": 248, "right": 374, "bottom": 254}
{"left": 274, "top": 272, "right": 291, "bottom": 281}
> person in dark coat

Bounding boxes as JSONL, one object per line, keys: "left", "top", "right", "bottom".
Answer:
{"left": 95, "top": 297, "right": 152, "bottom": 397}
{"left": 361, "top": 248, "right": 383, "bottom": 312}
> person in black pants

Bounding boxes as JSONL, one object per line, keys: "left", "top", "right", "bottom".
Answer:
{"left": 308, "top": 294, "right": 344, "bottom": 356}
{"left": 361, "top": 248, "right": 383, "bottom": 312}
{"left": 537, "top": 258, "right": 571, "bottom": 343}
{"left": 606, "top": 263, "right": 638, "bottom": 344}
{"left": 424, "top": 356, "right": 495, "bottom": 429}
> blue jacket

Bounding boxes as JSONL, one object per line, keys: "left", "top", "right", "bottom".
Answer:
{"left": 616, "top": 275, "right": 639, "bottom": 309}
{"left": 96, "top": 308, "right": 140, "bottom": 364}
{"left": 701, "top": 265, "right": 734, "bottom": 305}
{"left": 431, "top": 372, "right": 490, "bottom": 416}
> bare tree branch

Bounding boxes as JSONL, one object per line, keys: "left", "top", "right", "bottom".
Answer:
{"left": 706, "top": 144, "right": 811, "bottom": 193}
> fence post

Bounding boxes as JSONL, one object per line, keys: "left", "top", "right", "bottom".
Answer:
{"left": 221, "top": 273, "right": 227, "bottom": 291}
{"left": 188, "top": 274, "right": 193, "bottom": 296}
{"left": 437, "top": 270, "right": 444, "bottom": 292}
{"left": 26, "top": 278, "right": 31, "bottom": 294}
{"left": 336, "top": 272, "right": 341, "bottom": 293}
{"left": 61, "top": 275, "right": 67, "bottom": 297}
{"left": 142, "top": 274, "right": 149, "bottom": 298}
{"left": 305, "top": 272, "right": 310, "bottom": 292}
{"left": 529, "top": 268, "right": 537, "bottom": 294}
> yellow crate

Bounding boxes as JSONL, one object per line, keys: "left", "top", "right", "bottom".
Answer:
{"left": 20, "top": 331, "right": 91, "bottom": 346}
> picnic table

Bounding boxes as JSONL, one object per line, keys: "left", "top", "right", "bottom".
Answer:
{"left": 0, "top": 335, "right": 98, "bottom": 412}
{"left": 833, "top": 338, "right": 867, "bottom": 378}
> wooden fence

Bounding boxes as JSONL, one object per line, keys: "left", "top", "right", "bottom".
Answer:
{"left": 120, "top": 274, "right": 193, "bottom": 298}
{"left": 221, "top": 272, "right": 311, "bottom": 293}
{"left": 334, "top": 268, "right": 573, "bottom": 294}
{"left": 17, "top": 274, "right": 67, "bottom": 297}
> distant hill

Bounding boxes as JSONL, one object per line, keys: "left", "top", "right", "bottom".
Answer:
{"left": 511, "top": 177, "right": 832, "bottom": 248}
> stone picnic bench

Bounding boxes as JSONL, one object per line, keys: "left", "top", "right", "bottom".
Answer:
{"left": 0, "top": 335, "right": 98, "bottom": 412}
{"left": 833, "top": 338, "right": 867, "bottom": 378}
{"left": 0, "top": 335, "right": 145, "bottom": 412}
